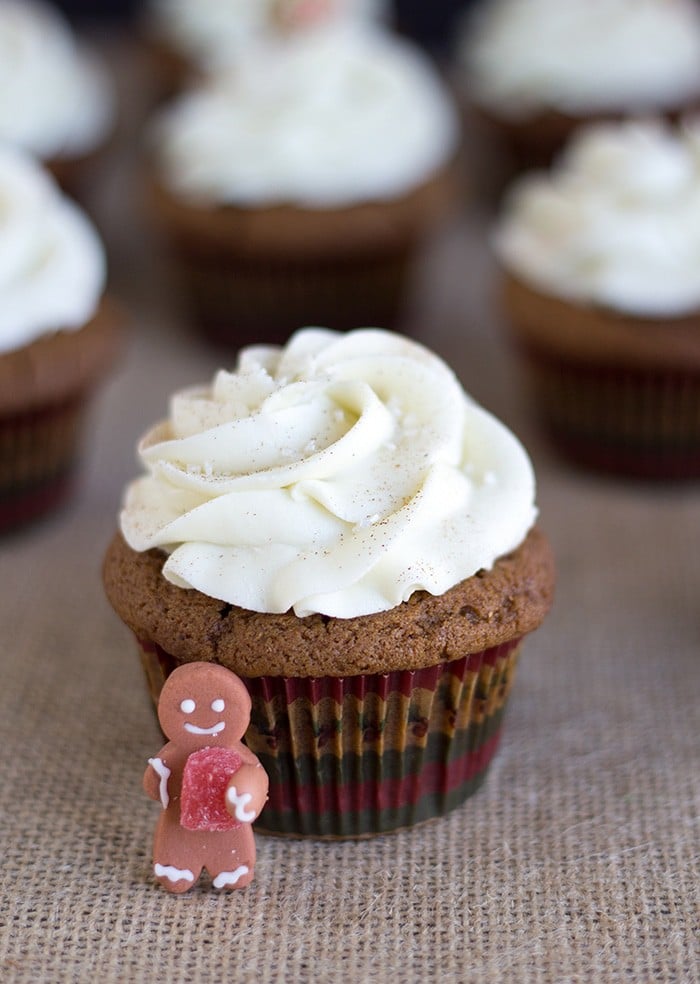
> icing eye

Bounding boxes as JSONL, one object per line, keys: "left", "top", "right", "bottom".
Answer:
{"left": 211, "top": 698, "right": 225, "bottom": 713}
{"left": 180, "top": 698, "right": 196, "bottom": 714}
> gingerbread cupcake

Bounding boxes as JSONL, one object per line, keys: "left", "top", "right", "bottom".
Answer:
{"left": 104, "top": 328, "right": 554, "bottom": 838}
{"left": 457, "top": 0, "right": 700, "bottom": 173}
{"left": 146, "top": 4, "right": 460, "bottom": 348}
{"left": 494, "top": 118, "right": 700, "bottom": 479}
{"left": 0, "top": 145, "right": 120, "bottom": 531}
{"left": 0, "top": 0, "right": 115, "bottom": 200}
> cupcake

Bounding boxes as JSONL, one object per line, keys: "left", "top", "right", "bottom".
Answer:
{"left": 0, "top": 145, "right": 120, "bottom": 531}
{"left": 0, "top": 0, "right": 116, "bottom": 198}
{"left": 457, "top": 0, "right": 700, "bottom": 172}
{"left": 494, "top": 118, "right": 700, "bottom": 479}
{"left": 143, "top": 0, "right": 390, "bottom": 94}
{"left": 146, "top": 8, "right": 460, "bottom": 348}
{"left": 103, "top": 328, "right": 555, "bottom": 838}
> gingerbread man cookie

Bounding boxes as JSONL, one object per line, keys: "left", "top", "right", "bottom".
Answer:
{"left": 144, "top": 662, "right": 268, "bottom": 893}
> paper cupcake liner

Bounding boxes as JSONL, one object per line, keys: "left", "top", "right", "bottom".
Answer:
{"left": 166, "top": 244, "right": 412, "bottom": 348}
{"left": 521, "top": 346, "right": 700, "bottom": 479}
{"left": 0, "top": 395, "right": 88, "bottom": 532}
{"left": 135, "top": 635, "right": 523, "bottom": 838}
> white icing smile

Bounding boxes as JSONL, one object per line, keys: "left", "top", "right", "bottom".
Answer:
{"left": 184, "top": 720, "right": 226, "bottom": 735}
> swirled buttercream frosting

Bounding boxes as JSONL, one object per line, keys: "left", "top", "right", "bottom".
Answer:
{"left": 153, "top": 21, "right": 458, "bottom": 207}
{"left": 463, "top": 0, "right": 700, "bottom": 118}
{"left": 120, "top": 328, "right": 537, "bottom": 618}
{"left": 0, "top": 145, "right": 106, "bottom": 354}
{"left": 495, "top": 119, "right": 700, "bottom": 316}
{"left": 0, "top": 0, "right": 114, "bottom": 159}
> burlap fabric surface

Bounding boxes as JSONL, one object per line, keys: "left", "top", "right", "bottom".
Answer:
{"left": 1, "top": 44, "right": 699, "bottom": 984}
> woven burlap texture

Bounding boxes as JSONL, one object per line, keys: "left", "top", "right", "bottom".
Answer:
{"left": 2, "top": 360, "right": 698, "bottom": 984}
{"left": 0, "top": 46, "right": 698, "bottom": 976}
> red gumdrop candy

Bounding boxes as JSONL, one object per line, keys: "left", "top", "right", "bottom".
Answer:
{"left": 180, "top": 747, "right": 242, "bottom": 832}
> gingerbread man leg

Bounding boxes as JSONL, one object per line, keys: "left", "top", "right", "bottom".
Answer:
{"left": 152, "top": 814, "right": 203, "bottom": 893}
{"left": 204, "top": 826, "right": 257, "bottom": 891}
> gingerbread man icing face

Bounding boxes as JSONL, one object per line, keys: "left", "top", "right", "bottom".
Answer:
{"left": 158, "top": 662, "right": 250, "bottom": 750}
{"left": 144, "top": 663, "right": 268, "bottom": 893}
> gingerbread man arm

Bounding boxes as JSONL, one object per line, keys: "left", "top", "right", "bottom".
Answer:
{"left": 144, "top": 747, "right": 171, "bottom": 807}
{"left": 239, "top": 743, "right": 264, "bottom": 769}
{"left": 225, "top": 762, "right": 269, "bottom": 823}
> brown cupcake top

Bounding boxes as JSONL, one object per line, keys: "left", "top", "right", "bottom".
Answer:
{"left": 146, "top": 162, "right": 459, "bottom": 259}
{"left": 503, "top": 274, "right": 700, "bottom": 370}
{"left": 103, "top": 527, "right": 555, "bottom": 677}
{"left": 0, "top": 299, "right": 123, "bottom": 414}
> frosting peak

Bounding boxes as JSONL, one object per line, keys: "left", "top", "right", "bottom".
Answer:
{"left": 149, "top": 0, "right": 388, "bottom": 71}
{"left": 463, "top": 0, "right": 700, "bottom": 117}
{"left": 0, "top": 144, "right": 106, "bottom": 353}
{"left": 0, "top": 0, "right": 114, "bottom": 159}
{"left": 153, "top": 21, "right": 458, "bottom": 207}
{"left": 121, "top": 329, "right": 537, "bottom": 619}
{"left": 495, "top": 119, "right": 700, "bottom": 316}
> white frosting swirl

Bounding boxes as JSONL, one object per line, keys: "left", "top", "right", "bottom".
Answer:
{"left": 463, "top": 0, "right": 700, "bottom": 118}
{"left": 495, "top": 119, "right": 700, "bottom": 316}
{"left": 153, "top": 22, "right": 459, "bottom": 207}
{"left": 148, "top": 0, "right": 388, "bottom": 71}
{"left": 0, "top": 0, "right": 114, "bottom": 159}
{"left": 121, "top": 329, "right": 537, "bottom": 619}
{"left": 0, "top": 144, "right": 106, "bottom": 353}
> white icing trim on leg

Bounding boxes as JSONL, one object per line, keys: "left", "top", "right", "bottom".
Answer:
{"left": 154, "top": 863, "right": 194, "bottom": 883}
{"left": 212, "top": 865, "right": 250, "bottom": 889}
{"left": 148, "top": 757, "right": 171, "bottom": 809}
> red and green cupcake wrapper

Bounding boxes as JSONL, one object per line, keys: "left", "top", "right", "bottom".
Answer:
{"left": 136, "top": 635, "right": 523, "bottom": 839}
{"left": 0, "top": 394, "right": 88, "bottom": 532}
{"left": 165, "top": 243, "right": 413, "bottom": 349}
{"left": 520, "top": 344, "right": 700, "bottom": 479}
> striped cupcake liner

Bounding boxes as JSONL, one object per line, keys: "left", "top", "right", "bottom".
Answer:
{"left": 0, "top": 395, "right": 87, "bottom": 532}
{"left": 166, "top": 243, "right": 412, "bottom": 349}
{"left": 521, "top": 346, "right": 700, "bottom": 479}
{"left": 136, "top": 636, "right": 523, "bottom": 838}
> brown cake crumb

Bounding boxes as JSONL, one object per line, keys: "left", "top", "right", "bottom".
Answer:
{"left": 103, "top": 527, "right": 555, "bottom": 677}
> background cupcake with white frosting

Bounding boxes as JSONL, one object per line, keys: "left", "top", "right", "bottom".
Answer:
{"left": 495, "top": 117, "right": 700, "bottom": 478}
{"left": 147, "top": 0, "right": 460, "bottom": 348}
{"left": 143, "top": 0, "right": 389, "bottom": 94}
{"left": 457, "top": 0, "right": 700, "bottom": 174}
{"left": 103, "top": 326, "right": 555, "bottom": 838}
{"left": 0, "top": 144, "right": 120, "bottom": 530}
{"left": 0, "top": 0, "right": 116, "bottom": 197}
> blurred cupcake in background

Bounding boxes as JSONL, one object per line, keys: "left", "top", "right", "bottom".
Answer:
{"left": 0, "top": 0, "right": 116, "bottom": 200}
{"left": 0, "top": 145, "right": 121, "bottom": 531}
{"left": 146, "top": 0, "right": 460, "bottom": 349}
{"left": 143, "top": 0, "right": 390, "bottom": 95}
{"left": 456, "top": 0, "right": 700, "bottom": 175}
{"left": 494, "top": 118, "right": 700, "bottom": 479}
